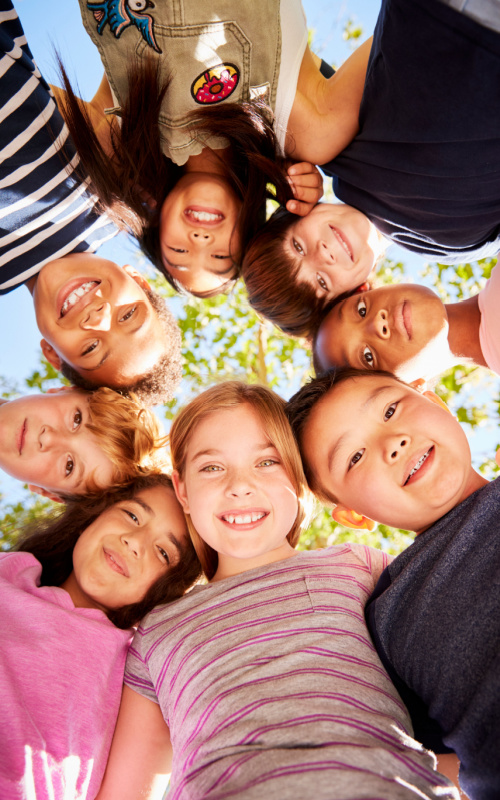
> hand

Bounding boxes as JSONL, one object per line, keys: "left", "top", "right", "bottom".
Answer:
{"left": 286, "top": 162, "right": 323, "bottom": 216}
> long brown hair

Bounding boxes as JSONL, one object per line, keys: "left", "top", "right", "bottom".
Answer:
{"left": 58, "top": 59, "right": 293, "bottom": 294}
{"left": 15, "top": 474, "right": 202, "bottom": 628}
{"left": 169, "top": 381, "right": 314, "bottom": 580}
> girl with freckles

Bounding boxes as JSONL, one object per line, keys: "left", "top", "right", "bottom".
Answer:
{"left": 96, "top": 382, "right": 457, "bottom": 800}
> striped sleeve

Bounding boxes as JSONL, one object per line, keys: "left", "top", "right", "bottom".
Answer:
{"left": 124, "top": 628, "right": 161, "bottom": 705}
{"left": 0, "top": 1, "right": 117, "bottom": 294}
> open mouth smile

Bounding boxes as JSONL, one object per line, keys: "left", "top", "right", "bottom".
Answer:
{"left": 404, "top": 446, "right": 434, "bottom": 486}
{"left": 329, "top": 226, "right": 353, "bottom": 261}
{"left": 184, "top": 207, "right": 224, "bottom": 226}
{"left": 219, "top": 510, "right": 269, "bottom": 529}
{"left": 60, "top": 280, "right": 100, "bottom": 318}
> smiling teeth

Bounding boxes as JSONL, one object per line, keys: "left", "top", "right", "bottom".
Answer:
{"left": 405, "top": 449, "right": 431, "bottom": 484}
{"left": 187, "top": 210, "right": 222, "bottom": 223}
{"left": 331, "top": 227, "right": 352, "bottom": 259}
{"left": 61, "top": 281, "right": 99, "bottom": 316}
{"left": 222, "top": 512, "right": 266, "bottom": 525}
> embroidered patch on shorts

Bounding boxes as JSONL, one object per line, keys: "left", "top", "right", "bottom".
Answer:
{"left": 191, "top": 64, "right": 240, "bottom": 105}
{"left": 87, "top": 0, "right": 162, "bottom": 53}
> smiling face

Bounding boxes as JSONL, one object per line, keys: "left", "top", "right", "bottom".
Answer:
{"left": 160, "top": 173, "right": 241, "bottom": 295}
{"left": 64, "top": 485, "right": 188, "bottom": 611}
{"left": 174, "top": 404, "right": 299, "bottom": 580}
{"left": 32, "top": 254, "right": 167, "bottom": 387}
{"left": 315, "top": 284, "right": 450, "bottom": 382}
{"left": 285, "top": 203, "right": 384, "bottom": 301}
{"left": 0, "top": 389, "right": 115, "bottom": 496}
{"left": 302, "top": 374, "right": 481, "bottom": 533}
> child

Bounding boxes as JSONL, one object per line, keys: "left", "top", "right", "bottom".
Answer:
{"left": 56, "top": 0, "right": 367, "bottom": 297}
{"left": 313, "top": 268, "right": 498, "bottom": 384}
{"left": 0, "top": 4, "right": 181, "bottom": 404}
{"left": 286, "top": 367, "right": 499, "bottom": 798}
{"left": 0, "top": 473, "right": 201, "bottom": 800}
{"left": 242, "top": 204, "right": 385, "bottom": 336}
{"left": 0, "top": 385, "right": 168, "bottom": 500}
{"left": 26, "top": 252, "right": 182, "bottom": 404}
{"left": 96, "top": 381, "right": 457, "bottom": 800}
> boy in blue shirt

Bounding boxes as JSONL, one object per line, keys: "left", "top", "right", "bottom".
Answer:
{"left": 287, "top": 367, "right": 498, "bottom": 800}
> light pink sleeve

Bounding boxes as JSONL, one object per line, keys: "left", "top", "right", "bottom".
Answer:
{"left": 478, "top": 260, "right": 500, "bottom": 374}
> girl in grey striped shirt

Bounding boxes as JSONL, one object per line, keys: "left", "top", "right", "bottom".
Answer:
{"left": 96, "top": 382, "right": 458, "bottom": 800}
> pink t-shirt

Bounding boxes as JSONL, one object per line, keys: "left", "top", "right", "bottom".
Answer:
{"left": 478, "top": 260, "right": 500, "bottom": 374}
{"left": 0, "top": 552, "right": 132, "bottom": 800}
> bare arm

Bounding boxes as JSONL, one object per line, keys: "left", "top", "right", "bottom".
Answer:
{"left": 96, "top": 685, "right": 172, "bottom": 800}
{"left": 286, "top": 39, "right": 372, "bottom": 165}
{"left": 436, "top": 754, "right": 470, "bottom": 800}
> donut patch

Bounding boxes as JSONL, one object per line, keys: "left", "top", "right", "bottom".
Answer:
{"left": 191, "top": 64, "right": 239, "bottom": 105}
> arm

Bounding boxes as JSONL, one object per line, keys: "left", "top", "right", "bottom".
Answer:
{"left": 97, "top": 685, "right": 172, "bottom": 800}
{"left": 435, "top": 754, "right": 470, "bottom": 799}
{"left": 286, "top": 39, "right": 372, "bottom": 165}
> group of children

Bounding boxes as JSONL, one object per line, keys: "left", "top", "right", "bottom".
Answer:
{"left": 2, "top": 0, "right": 500, "bottom": 797}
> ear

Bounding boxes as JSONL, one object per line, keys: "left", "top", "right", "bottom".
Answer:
{"left": 171, "top": 470, "right": 190, "bottom": 514}
{"left": 354, "top": 282, "right": 371, "bottom": 294}
{"left": 28, "top": 484, "right": 64, "bottom": 504}
{"left": 122, "top": 264, "right": 150, "bottom": 292}
{"left": 410, "top": 378, "right": 427, "bottom": 393}
{"left": 422, "top": 390, "right": 453, "bottom": 415}
{"left": 40, "top": 339, "right": 63, "bottom": 371}
{"left": 331, "top": 503, "right": 377, "bottom": 532}
{"left": 45, "top": 385, "right": 77, "bottom": 395}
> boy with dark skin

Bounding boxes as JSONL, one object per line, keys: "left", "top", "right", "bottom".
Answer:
{"left": 287, "top": 368, "right": 498, "bottom": 799}
{"left": 25, "top": 253, "right": 182, "bottom": 404}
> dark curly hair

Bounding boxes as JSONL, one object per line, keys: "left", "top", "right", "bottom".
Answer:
{"left": 60, "top": 283, "right": 182, "bottom": 406}
{"left": 15, "top": 473, "right": 202, "bottom": 628}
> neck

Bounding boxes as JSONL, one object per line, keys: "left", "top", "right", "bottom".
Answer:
{"left": 446, "top": 295, "right": 487, "bottom": 367}
{"left": 60, "top": 571, "right": 105, "bottom": 612}
{"left": 212, "top": 540, "right": 297, "bottom": 583}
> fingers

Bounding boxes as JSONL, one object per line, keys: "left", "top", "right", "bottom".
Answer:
{"left": 287, "top": 162, "right": 323, "bottom": 217}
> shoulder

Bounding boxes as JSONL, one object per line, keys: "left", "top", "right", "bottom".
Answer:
{"left": 0, "top": 551, "right": 41, "bottom": 586}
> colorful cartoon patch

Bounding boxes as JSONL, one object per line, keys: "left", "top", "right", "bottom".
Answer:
{"left": 87, "top": 0, "right": 162, "bottom": 54}
{"left": 191, "top": 64, "right": 239, "bottom": 105}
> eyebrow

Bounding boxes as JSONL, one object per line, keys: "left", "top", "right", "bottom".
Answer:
{"left": 326, "top": 384, "right": 394, "bottom": 473}
{"left": 167, "top": 531, "right": 183, "bottom": 557}
{"left": 72, "top": 459, "right": 85, "bottom": 492}
{"left": 191, "top": 442, "right": 275, "bottom": 462}
{"left": 133, "top": 497, "right": 154, "bottom": 515}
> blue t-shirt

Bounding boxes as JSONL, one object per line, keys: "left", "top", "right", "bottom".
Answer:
{"left": 0, "top": 0, "right": 117, "bottom": 294}
{"left": 323, "top": 0, "right": 500, "bottom": 264}
{"left": 366, "top": 478, "right": 500, "bottom": 800}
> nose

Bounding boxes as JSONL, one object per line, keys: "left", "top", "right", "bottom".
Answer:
{"left": 370, "top": 309, "right": 390, "bottom": 339}
{"left": 384, "top": 434, "right": 410, "bottom": 463}
{"left": 317, "top": 239, "right": 335, "bottom": 264}
{"left": 120, "top": 531, "right": 144, "bottom": 558}
{"left": 81, "top": 302, "right": 112, "bottom": 331}
{"left": 225, "top": 468, "right": 255, "bottom": 498}
{"left": 39, "top": 424, "right": 60, "bottom": 451}
{"left": 188, "top": 229, "right": 213, "bottom": 246}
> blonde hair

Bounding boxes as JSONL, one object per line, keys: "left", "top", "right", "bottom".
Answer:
{"left": 83, "top": 387, "right": 168, "bottom": 491}
{"left": 169, "top": 381, "right": 314, "bottom": 579}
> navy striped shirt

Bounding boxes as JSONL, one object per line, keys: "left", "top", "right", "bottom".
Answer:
{"left": 0, "top": 1, "right": 117, "bottom": 294}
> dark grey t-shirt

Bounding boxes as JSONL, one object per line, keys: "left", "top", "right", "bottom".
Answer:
{"left": 366, "top": 478, "right": 500, "bottom": 800}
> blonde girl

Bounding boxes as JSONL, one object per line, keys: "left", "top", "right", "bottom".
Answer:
{"left": 96, "top": 382, "right": 456, "bottom": 800}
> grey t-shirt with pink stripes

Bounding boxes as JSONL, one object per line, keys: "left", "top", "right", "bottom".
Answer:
{"left": 125, "top": 545, "right": 456, "bottom": 800}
